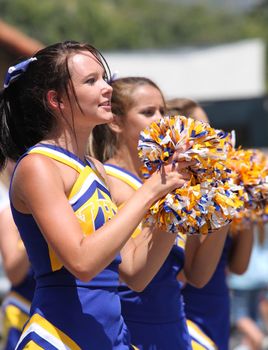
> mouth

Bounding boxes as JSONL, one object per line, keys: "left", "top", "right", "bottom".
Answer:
{"left": 99, "top": 100, "right": 111, "bottom": 108}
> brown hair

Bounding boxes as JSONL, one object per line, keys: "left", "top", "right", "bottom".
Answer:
{"left": 166, "top": 98, "right": 199, "bottom": 118}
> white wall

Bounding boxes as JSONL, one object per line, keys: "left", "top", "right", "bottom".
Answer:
{"left": 105, "top": 39, "right": 266, "bottom": 101}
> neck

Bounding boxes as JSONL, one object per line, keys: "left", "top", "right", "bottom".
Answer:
{"left": 43, "top": 125, "right": 92, "bottom": 160}
{"left": 107, "top": 145, "right": 142, "bottom": 179}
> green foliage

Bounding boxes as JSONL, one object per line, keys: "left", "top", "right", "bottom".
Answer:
{"left": 0, "top": 0, "right": 253, "bottom": 47}
{"left": 0, "top": 0, "right": 267, "bottom": 86}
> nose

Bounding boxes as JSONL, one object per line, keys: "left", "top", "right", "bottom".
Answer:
{"left": 153, "top": 110, "right": 163, "bottom": 121}
{"left": 102, "top": 80, "right": 113, "bottom": 94}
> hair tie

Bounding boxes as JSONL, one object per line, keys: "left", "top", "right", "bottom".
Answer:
{"left": 4, "top": 57, "right": 37, "bottom": 89}
{"left": 109, "top": 70, "right": 119, "bottom": 84}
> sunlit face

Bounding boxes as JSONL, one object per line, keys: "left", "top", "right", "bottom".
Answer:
{"left": 190, "top": 106, "right": 209, "bottom": 123}
{"left": 64, "top": 51, "right": 113, "bottom": 128}
{"left": 121, "top": 84, "right": 165, "bottom": 150}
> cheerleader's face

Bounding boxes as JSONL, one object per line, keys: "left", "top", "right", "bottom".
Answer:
{"left": 58, "top": 51, "right": 113, "bottom": 130}
{"left": 190, "top": 106, "right": 209, "bottom": 123}
{"left": 122, "top": 84, "right": 165, "bottom": 145}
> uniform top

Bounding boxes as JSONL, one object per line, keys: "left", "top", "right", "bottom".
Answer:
{"left": 11, "top": 267, "right": 36, "bottom": 302}
{"left": 11, "top": 144, "right": 121, "bottom": 289}
{"left": 105, "top": 164, "right": 186, "bottom": 323}
{"left": 183, "top": 235, "right": 232, "bottom": 297}
{"left": 182, "top": 235, "right": 232, "bottom": 350}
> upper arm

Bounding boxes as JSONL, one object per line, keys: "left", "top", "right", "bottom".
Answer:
{"left": 11, "top": 155, "right": 87, "bottom": 274}
{"left": 183, "top": 234, "right": 201, "bottom": 277}
{"left": 228, "top": 228, "right": 253, "bottom": 274}
{"left": 0, "top": 206, "right": 22, "bottom": 268}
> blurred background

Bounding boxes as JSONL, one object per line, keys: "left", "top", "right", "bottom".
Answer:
{"left": 0, "top": 0, "right": 268, "bottom": 148}
{"left": 0, "top": 1, "right": 268, "bottom": 349}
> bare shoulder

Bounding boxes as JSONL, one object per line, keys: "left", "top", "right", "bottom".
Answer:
{"left": 11, "top": 153, "right": 64, "bottom": 212}
{"left": 15, "top": 152, "right": 57, "bottom": 173}
{"left": 13, "top": 153, "right": 61, "bottom": 188}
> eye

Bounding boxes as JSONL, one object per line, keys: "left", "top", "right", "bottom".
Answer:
{"left": 86, "top": 77, "right": 96, "bottom": 85}
{"left": 141, "top": 107, "right": 165, "bottom": 118}
{"left": 141, "top": 109, "right": 155, "bottom": 117}
{"left": 160, "top": 108, "right": 165, "bottom": 116}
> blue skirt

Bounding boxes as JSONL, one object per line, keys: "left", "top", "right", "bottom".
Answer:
{"left": 125, "top": 317, "right": 192, "bottom": 350}
{"left": 15, "top": 285, "right": 135, "bottom": 349}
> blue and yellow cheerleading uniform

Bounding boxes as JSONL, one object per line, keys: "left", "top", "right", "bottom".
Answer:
{"left": 182, "top": 235, "right": 233, "bottom": 350}
{"left": 1, "top": 268, "right": 35, "bottom": 350}
{"left": 104, "top": 164, "right": 192, "bottom": 350}
{"left": 11, "top": 144, "right": 136, "bottom": 350}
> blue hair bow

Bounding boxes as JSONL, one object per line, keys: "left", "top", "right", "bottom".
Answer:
{"left": 4, "top": 57, "right": 37, "bottom": 89}
{"left": 108, "top": 70, "right": 119, "bottom": 84}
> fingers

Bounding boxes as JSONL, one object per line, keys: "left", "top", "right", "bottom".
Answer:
{"left": 180, "top": 171, "right": 191, "bottom": 181}
{"left": 175, "top": 140, "right": 194, "bottom": 153}
{"left": 171, "top": 152, "right": 197, "bottom": 168}
{"left": 176, "top": 174, "right": 191, "bottom": 189}
{"left": 169, "top": 159, "right": 196, "bottom": 171}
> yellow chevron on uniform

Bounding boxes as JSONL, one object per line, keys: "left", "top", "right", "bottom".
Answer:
{"left": 2, "top": 290, "right": 31, "bottom": 340}
{"left": 176, "top": 231, "right": 186, "bottom": 249}
{"left": 104, "top": 164, "right": 143, "bottom": 238}
{"left": 30, "top": 147, "right": 116, "bottom": 272}
{"left": 17, "top": 313, "right": 81, "bottom": 350}
{"left": 104, "top": 164, "right": 142, "bottom": 190}
{"left": 29, "top": 146, "right": 84, "bottom": 173}
{"left": 23, "top": 341, "right": 44, "bottom": 349}
{"left": 2, "top": 304, "right": 29, "bottom": 342}
{"left": 187, "top": 319, "right": 217, "bottom": 350}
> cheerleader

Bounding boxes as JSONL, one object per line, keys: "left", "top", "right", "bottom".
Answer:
{"left": 0, "top": 162, "right": 36, "bottom": 350}
{"left": 166, "top": 97, "right": 254, "bottom": 350}
{"left": 90, "top": 77, "right": 230, "bottom": 350}
{"left": 0, "top": 41, "right": 190, "bottom": 349}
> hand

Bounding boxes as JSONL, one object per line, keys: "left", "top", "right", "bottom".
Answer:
{"left": 171, "top": 141, "right": 197, "bottom": 167}
{"left": 146, "top": 160, "right": 192, "bottom": 202}
{"left": 142, "top": 141, "right": 196, "bottom": 204}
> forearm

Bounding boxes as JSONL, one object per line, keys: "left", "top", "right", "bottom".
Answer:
{"left": 22, "top": 156, "right": 187, "bottom": 282}
{"left": 0, "top": 207, "right": 30, "bottom": 285}
{"left": 184, "top": 224, "right": 229, "bottom": 287}
{"left": 120, "top": 227, "right": 176, "bottom": 291}
{"left": 4, "top": 249, "right": 30, "bottom": 286}
{"left": 61, "top": 185, "right": 158, "bottom": 281}
{"left": 229, "top": 226, "right": 253, "bottom": 274}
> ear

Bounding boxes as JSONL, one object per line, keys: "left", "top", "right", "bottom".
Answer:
{"left": 107, "top": 114, "right": 124, "bottom": 134}
{"left": 46, "top": 90, "right": 64, "bottom": 110}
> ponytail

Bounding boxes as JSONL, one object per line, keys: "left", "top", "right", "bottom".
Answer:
{"left": 0, "top": 88, "right": 26, "bottom": 169}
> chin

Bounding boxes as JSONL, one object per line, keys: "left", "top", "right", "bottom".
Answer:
{"left": 105, "top": 113, "right": 114, "bottom": 123}
{"left": 96, "top": 114, "right": 113, "bottom": 125}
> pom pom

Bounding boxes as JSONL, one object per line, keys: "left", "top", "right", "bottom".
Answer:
{"left": 138, "top": 115, "right": 243, "bottom": 235}
{"left": 226, "top": 148, "right": 268, "bottom": 232}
